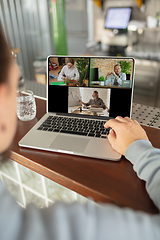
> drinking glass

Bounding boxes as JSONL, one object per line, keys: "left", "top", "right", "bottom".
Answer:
{"left": 17, "top": 90, "right": 36, "bottom": 121}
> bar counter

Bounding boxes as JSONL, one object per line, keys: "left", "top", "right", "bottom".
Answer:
{"left": 7, "top": 97, "right": 160, "bottom": 214}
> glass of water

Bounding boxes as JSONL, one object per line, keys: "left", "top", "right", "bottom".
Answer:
{"left": 17, "top": 90, "right": 36, "bottom": 121}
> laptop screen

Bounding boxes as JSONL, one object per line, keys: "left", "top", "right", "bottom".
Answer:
{"left": 47, "top": 56, "right": 135, "bottom": 118}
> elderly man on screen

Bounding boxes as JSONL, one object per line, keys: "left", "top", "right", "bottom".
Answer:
{"left": 104, "top": 64, "right": 126, "bottom": 87}
{"left": 79, "top": 91, "right": 107, "bottom": 109}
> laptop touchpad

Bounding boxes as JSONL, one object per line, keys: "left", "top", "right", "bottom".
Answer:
{"left": 49, "top": 135, "right": 89, "bottom": 153}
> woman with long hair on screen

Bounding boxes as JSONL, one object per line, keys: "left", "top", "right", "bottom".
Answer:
{"left": 0, "top": 26, "right": 159, "bottom": 240}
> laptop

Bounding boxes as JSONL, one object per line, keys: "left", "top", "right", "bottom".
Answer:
{"left": 19, "top": 56, "right": 135, "bottom": 161}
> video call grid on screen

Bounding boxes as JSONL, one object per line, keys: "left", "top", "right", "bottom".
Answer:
{"left": 48, "top": 56, "right": 135, "bottom": 118}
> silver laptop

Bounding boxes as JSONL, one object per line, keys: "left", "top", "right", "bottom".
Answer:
{"left": 19, "top": 56, "right": 135, "bottom": 161}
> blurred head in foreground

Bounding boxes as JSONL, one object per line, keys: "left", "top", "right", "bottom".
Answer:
{"left": 0, "top": 26, "right": 19, "bottom": 154}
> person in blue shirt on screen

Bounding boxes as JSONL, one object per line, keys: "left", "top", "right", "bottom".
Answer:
{"left": 104, "top": 63, "right": 126, "bottom": 87}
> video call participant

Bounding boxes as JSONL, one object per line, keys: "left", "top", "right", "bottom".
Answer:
{"left": 79, "top": 90, "right": 107, "bottom": 109}
{"left": 58, "top": 58, "right": 79, "bottom": 82}
{"left": 0, "top": 26, "right": 159, "bottom": 240}
{"left": 104, "top": 63, "right": 126, "bottom": 87}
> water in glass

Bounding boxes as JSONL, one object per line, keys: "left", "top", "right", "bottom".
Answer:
{"left": 17, "top": 90, "right": 36, "bottom": 121}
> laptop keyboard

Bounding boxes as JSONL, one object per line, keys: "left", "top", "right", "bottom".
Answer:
{"left": 37, "top": 116, "right": 111, "bottom": 138}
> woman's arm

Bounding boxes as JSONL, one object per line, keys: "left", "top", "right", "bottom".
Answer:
{"left": 104, "top": 116, "right": 160, "bottom": 210}
{"left": 71, "top": 67, "right": 79, "bottom": 81}
{"left": 1, "top": 180, "right": 159, "bottom": 240}
{"left": 126, "top": 140, "right": 160, "bottom": 210}
{"left": 58, "top": 66, "right": 65, "bottom": 81}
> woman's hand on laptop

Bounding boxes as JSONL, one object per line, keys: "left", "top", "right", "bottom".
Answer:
{"left": 104, "top": 116, "right": 149, "bottom": 155}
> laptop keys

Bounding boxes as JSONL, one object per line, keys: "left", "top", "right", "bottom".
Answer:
{"left": 95, "top": 133, "right": 101, "bottom": 138}
{"left": 53, "top": 129, "right": 59, "bottom": 132}
{"left": 88, "top": 132, "right": 95, "bottom": 137}
{"left": 60, "top": 129, "right": 88, "bottom": 136}
{"left": 37, "top": 126, "right": 43, "bottom": 130}
{"left": 37, "top": 116, "right": 110, "bottom": 138}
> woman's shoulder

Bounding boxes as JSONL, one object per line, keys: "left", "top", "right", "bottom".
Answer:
{"left": 62, "top": 65, "right": 67, "bottom": 69}
{"left": 60, "top": 65, "right": 67, "bottom": 72}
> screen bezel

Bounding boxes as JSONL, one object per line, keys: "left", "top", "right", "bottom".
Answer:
{"left": 47, "top": 56, "right": 135, "bottom": 119}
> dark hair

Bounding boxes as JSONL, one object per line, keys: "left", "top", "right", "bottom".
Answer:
{"left": 0, "top": 25, "right": 12, "bottom": 161}
{"left": 94, "top": 90, "right": 99, "bottom": 96}
{"left": 67, "top": 58, "right": 74, "bottom": 65}
{"left": 0, "top": 25, "right": 12, "bottom": 84}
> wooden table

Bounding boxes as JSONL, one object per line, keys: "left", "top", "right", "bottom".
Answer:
{"left": 9, "top": 98, "right": 159, "bottom": 214}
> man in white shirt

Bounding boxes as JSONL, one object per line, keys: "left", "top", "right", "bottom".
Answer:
{"left": 104, "top": 64, "right": 126, "bottom": 87}
{"left": 58, "top": 58, "right": 79, "bottom": 82}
